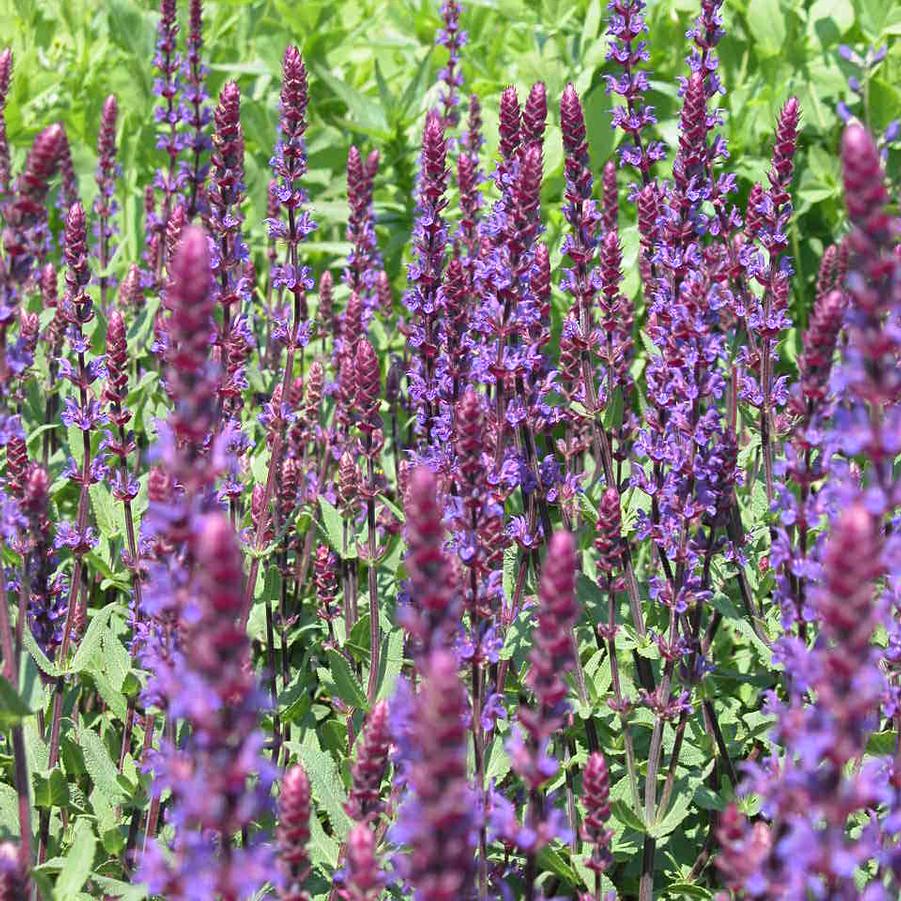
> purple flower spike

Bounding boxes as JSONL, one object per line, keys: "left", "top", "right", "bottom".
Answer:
{"left": 278, "top": 764, "right": 312, "bottom": 901}
{"left": 159, "top": 225, "right": 220, "bottom": 497}
{"left": 582, "top": 752, "right": 613, "bottom": 876}
{"left": 139, "top": 513, "right": 274, "bottom": 899}
{"left": 345, "top": 145, "right": 382, "bottom": 314}
{"left": 435, "top": 1, "right": 467, "bottom": 131}
{"left": 148, "top": 0, "right": 185, "bottom": 278}
{"left": 336, "top": 824, "right": 385, "bottom": 901}
{"left": 404, "top": 112, "right": 449, "bottom": 446}
{"left": 522, "top": 81, "right": 547, "bottom": 150}
{"left": 392, "top": 649, "right": 477, "bottom": 900}
{"left": 183, "top": 0, "right": 211, "bottom": 218}
{"left": 401, "top": 466, "right": 458, "bottom": 655}
{"left": 497, "top": 531, "right": 579, "bottom": 861}
{"left": 94, "top": 94, "right": 119, "bottom": 309}
{"left": 209, "top": 79, "right": 248, "bottom": 352}
{"left": 606, "top": 0, "right": 665, "bottom": 180}
{"left": 0, "top": 47, "right": 12, "bottom": 196}
{"left": 1, "top": 124, "right": 64, "bottom": 375}
{"left": 270, "top": 45, "right": 316, "bottom": 323}
{"left": 346, "top": 700, "right": 392, "bottom": 824}
{"left": 497, "top": 86, "right": 522, "bottom": 173}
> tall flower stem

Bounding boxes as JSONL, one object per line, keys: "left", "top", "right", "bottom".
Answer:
{"left": 364, "top": 454, "right": 380, "bottom": 703}
{"left": 242, "top": 46, "right": 315, "bottom": 626}
{"left": 46, "top": 206, "right": 101, "bottom": 844}
{"left": 0, "top": 567, "right": 32, "bottom": 878}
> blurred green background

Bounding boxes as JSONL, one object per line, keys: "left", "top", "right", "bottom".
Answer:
{"left": 0, "top": 0, "right": 898, "bottom": 321}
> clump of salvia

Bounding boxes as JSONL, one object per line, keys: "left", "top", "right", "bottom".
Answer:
{"left": 0, "top": 0, "right": 898, "bottom": 899}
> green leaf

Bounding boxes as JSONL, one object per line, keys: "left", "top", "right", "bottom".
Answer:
{"left": 0, "top": 675, "right": 33, "bottom": 728}
{"left": 377, "top": 492, "right": 405, "bottom": 524}
{"left": 33, "top": 767, "right": 70, "bottom": 809}
{"left": 347, "top": 613, "right": 371, "bottom": 657}
{"left": 650, "top": 789, "right": 693, "bottom": 838}
{"left": 376, "top": 627, "right": 404, "bottom": 702}
{"left": 536, "top": 844, "right": 580, "bottom": 887}
{"left": 603, "top": 386, "right": 624, "bottom": 431}
{"left": 56, "top": 817, "right": 96, "bottom": 899}
{"left": 867, "top": 730, "right": 896, "bottom": 756}
{"left": 318, "top": 496, "right": 356, "bottom": 559}
{"left": 0, "top": 784, "right": 20, "bottom": 836}
{"left": 664, "top": 883, "right": 713, "bottom": 899}
{"left": 308, "top": 810, "right": 340, "bottom": 870}
{"left": 89, "top": 482, "right": 121, "bottom": 540}
{"left": 22, "top": 627, "right": 60, "bottom": 678}
{"left": 90, "top": 875, "right": 147, "bottom": 900}
{"left": 70, "top": 604, "right": 116, "bottom": 674}
{"left": 611, "top": 798, "right": 646, "bottom": 833}
{"left": 325, "top": 649, "right": 368, "bottom": 709}
{"left": 485, "top": 737, "right": 511, "bottom": 784}
{"left": 80, "top": 727, "right": 126, "bottom": 806}
{"left": 746, "top": 0, "right": 786, "bottom": 57}
{"left": 293, "top": 735, "right": 352, "bottom": 841}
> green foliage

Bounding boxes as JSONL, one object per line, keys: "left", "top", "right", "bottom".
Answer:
{"left": 0, "top": 0, "right": 897, "bottom": 896}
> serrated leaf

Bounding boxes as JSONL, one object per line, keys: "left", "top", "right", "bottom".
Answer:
{"left": 376, "top": 627, "right": 404, "bottom": 702}
{"left": 318, "top": 496, "right": 356, "bottom": 559}
{"left": 536, "top": 844, "right": 580, "bottom": 887}
{"left": 89, "top": 482, "right": 121, "bottom": 540}
{"left": 80, "top": 727, "right": 126, "bottom": 805}
{"left": 326, "top": 649, "right": 368, "bottom": 709}
{"left": 309, "top": 810, "right": 339, "bottom": 870}
{"left": 33, "top": 767, "right": 69, "bottom": 809}
{"left": 650, "top": 789, "right": 693, "bottom": 838}
{"left": 611, "top": 798, "right": 646, "bottom": 833}
{"left": 23, "top": 625, "right": 60, "bottom": 678}
{"left": 56, "top": 817, "right": 96, "bottom": 899}
{"left": 0, "top": 675, "right": 33, "bottom": 728}
{"left": 294, "top": 735, "right": 352, "bottom": 841}
{"left": 70, "top": 604, "right": 116, "bottom": 674}
{"left": 0, "top": 784, "right": 19, "bottom": 836}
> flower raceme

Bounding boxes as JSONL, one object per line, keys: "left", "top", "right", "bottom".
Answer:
{"left": 0, "top": 2, "right": 896, "bottom": 900}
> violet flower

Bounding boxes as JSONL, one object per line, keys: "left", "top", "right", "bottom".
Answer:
{"left": 0, "top": 124, "right": 64, "bottom": 387}
{"left": 403, "top": 112, "right": 449, "bottom": 450}
{"left": 0, "top": 48, "right": 11, "bottom": 198}
{"left": 0, "top": 841, "right": 27, "bottom": 899}
{"left": 278, "top": 764, "right": 312, "bottom": 901}
{"left": 268, "top": 45, "right": 317, "bottom": 322}
{"left": 335, "top": 824, "right": 385, "bottom": 901}
{"left": 720, "top": 504, "right": 887, "bottom": 897}
{"left": 344, "top": 146, "right": 382, "bottom": 316}
{"left": 149, "top": 0, "right": 184, "bottom": 279}
{"left": 392, "top": 649, "right": 477, "bottom": 900}
{"left": 605, "top": 0, "right": 665, "bottom": 181}
{"left": 94, "top": 94, "right": 119, "bottom": 309}
{"left": 55, "top": 127, "right": 81, "bottom": 214}
{"left": 493, "top": 531, "right": 579, "bottom": 865}
{"left": 435, "top": 1, "right": 466, "bottom": 131}
{"left": 182, "top": 0, "right": 211, "bottom": 218}
{"left": 582, "top": 751, "right": 613, "bottom": 880}
{"left": 54, "top": 204, "right": 106, "bottom": 661}
{"left": 345, "top": 699, "right": 391, "bottom": 824}
{"left": 399, "top": 465, "right": 459, "bottom": 656}
{"left": 455, "top": 94, "right": 484, "bottom": 275}
{"left": 208, "top": 80, "right": 249, "bottom": 367}
{"left": 138, "top": 513, "right": 274, "bottom": 899}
